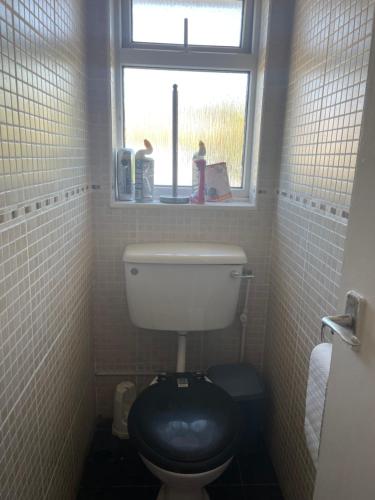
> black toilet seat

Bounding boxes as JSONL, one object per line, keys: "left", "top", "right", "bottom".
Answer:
{"left": 128, "top": 373, "right": 242, "bottom": 474}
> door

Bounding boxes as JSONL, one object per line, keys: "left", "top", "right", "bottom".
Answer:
{"left": 313, "top": 23, "right": 375, "bottom": 500}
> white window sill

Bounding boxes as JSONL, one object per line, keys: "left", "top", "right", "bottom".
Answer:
{"left": 110, "top": 199, "right": 256, "bottom": 210}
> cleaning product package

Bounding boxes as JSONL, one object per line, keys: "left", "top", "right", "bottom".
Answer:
{"left": 206, "top": 162, "right": 232, "bottom": 202}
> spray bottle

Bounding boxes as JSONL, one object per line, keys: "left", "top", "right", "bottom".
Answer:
{"left": 191, "top": 140, "right": 206, "bottom": 204}
{"left": 135, "top": 139, "right": 154, "bottom": 202}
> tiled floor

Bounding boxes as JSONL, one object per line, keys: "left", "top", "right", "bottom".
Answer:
{"left": 77, "top": 423, "right": 284, "bottom": 500}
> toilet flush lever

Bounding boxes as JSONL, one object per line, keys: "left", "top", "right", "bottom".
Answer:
{"left": 231, "top": 269, "right": 255, "bottom": 280}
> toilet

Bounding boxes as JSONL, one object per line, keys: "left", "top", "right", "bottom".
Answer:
{"left": 123, "top": 242, "right": 248, "bottom": 500}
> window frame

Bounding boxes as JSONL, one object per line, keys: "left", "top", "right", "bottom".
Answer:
{"left": 122, "top": 0, "right": 254, "bottom": 52}
{"left": 112, "top": 0, "right": 261, "bottom": 200}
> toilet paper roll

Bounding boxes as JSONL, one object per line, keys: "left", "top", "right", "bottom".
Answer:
{"left": 304, "top": 342, "right": 332, "bottom": 467}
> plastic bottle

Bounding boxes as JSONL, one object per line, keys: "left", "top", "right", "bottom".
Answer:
{"left": 116, "top": 148, "right": 134, "bottom": 201}
{"left": 135, "top": 139, "right": 154, "bottom": 202}
{"left": 191, "top": 140, "right": 206, "bottom": 204}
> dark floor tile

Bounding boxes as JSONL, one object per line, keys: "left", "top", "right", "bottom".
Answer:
{"left": 78, "top": 425, "right": 283, "bottom": 500}
{"left": 207, "top": 485, "right": 245, "bottom": 500}
{"left": 211, "top": 457, "right": 241, "bottom": 485}
{"left": 81, "top": 460, "right": 159, "bottom": 488}
{"left": 242, "top": 485, "right": 284, "bottom": 499}
{"left": 237, "top": 436, "right": 267, "bottom": 456}
{"left": 81, "top": 430, "right": 159, "bottom": 488}
{"left": 237, "top": 438, "right": 268, "bottom": 458}
{"left": 77, "top": 486, "right": 159, "bottom": 499}
{"left": 238, "top": 450, "right": 278, "bottom": 485}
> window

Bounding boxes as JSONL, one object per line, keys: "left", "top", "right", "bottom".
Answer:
{"left": 123, "top": 68, "right": 249, "bottom": 187}
{"left": 112, "top": 0, "right": 260, "bottom": 199}
{"left": 131, "top": 0, "right": 245, "bottom": 47}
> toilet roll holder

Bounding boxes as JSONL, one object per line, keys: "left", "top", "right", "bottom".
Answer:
{"left": 321, "top": 290, "right": 364, "bottom": 348}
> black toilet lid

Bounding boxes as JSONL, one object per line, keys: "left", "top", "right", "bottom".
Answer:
{"left": 128, "top": 373, "right": 242, "bottom": 473}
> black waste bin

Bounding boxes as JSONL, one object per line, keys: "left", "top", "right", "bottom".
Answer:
{"left": 207, "top": 363, "right": 266, "bottom": 451}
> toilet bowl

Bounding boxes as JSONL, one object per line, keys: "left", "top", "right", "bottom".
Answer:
{"left": 128, "top": 373, "right": 242, "bottom": 500}
{"left": 142, "top": 456, "right": 231, "bottom": 500}
{"left": 123, "top": 243, "right": 248, "bottom": 499}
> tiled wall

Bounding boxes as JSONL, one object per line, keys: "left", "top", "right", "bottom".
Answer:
{"left": 0, "top": 1, "right": 94, "bottom": 498}
{"left": 87, "top": 0, "right": 292, "bottom": 417}
{"left": 92, "top": 204, "right": 273, "bottom": 415}
{"left": 4, "top": 0, "right": 372, "bottom": 498}
{"left": 264, "top": 1, "right": 375, "bottom": 498}
{"left": 3, "top": 0, "right": 372, "bottom": 497}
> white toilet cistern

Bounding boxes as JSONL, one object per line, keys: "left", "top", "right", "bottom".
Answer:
{"left": 123, "top": 242, "right": 253, "bottom": 372}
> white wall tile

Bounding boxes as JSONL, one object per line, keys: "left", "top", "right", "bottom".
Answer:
{"left": 0, "top": 0, "right": 94, "bottom": 498}
{"left": 265, "top": 1, "right": 375, "bottom": 498}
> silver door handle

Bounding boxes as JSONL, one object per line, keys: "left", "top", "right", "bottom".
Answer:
{"left": 321, "top": 315, "right": 361, "bottom": 347}
{"left": 230, "top": 270, "right": 255, "bottom": 280}
{"left": 321, "top": 291, "right": 364, "bottom": 348}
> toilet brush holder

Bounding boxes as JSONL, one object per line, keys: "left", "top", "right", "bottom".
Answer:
{"left": 112, "top": 381, "right": 136, "bottom": 439}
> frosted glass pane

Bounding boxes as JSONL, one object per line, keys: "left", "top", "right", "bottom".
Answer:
{"left": 132, "top": 0, "right": 244, "bottom": 47}
{"left": 123, "top": 68, "right": 249, "bottom": 187}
